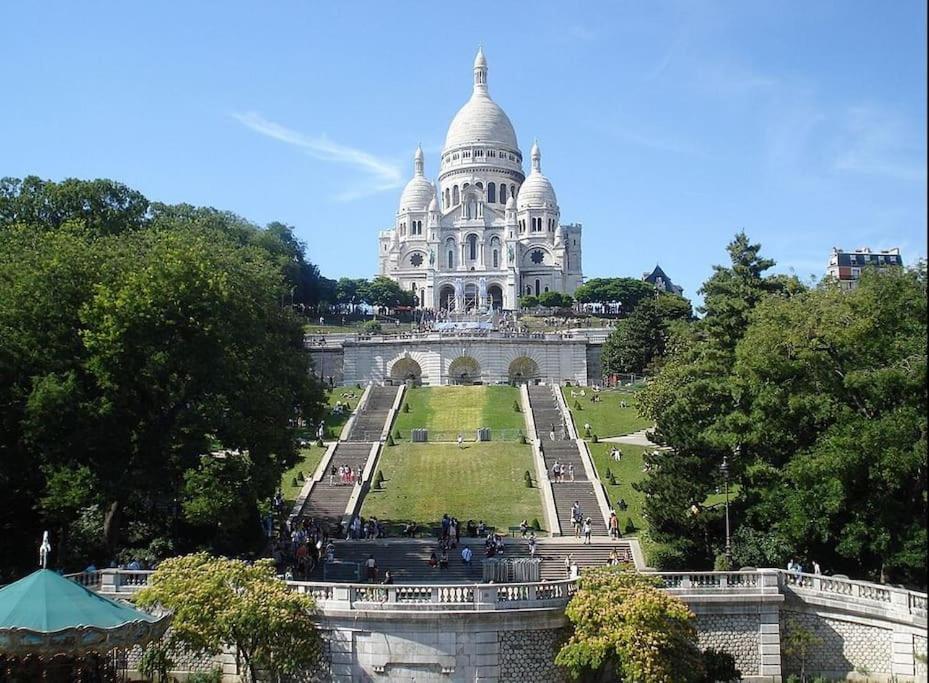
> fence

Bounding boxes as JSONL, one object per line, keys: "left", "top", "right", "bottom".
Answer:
{"left": 392, "top": 428, "right": 526, "bottom": 443}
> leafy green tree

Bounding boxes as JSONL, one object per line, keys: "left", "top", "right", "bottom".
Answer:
{"left": 137, "top": 553, "right": 323, "bottom": 682}
{"left": 519, "top": 294, "right": 539, "bottom": 308}
{"left": 556, "top": 567, "right": 704, "bottom": 682}
{"left": 360, "top": 276, "right": 413, "bottom": 311}
{"left": 636, "top": 232, "right": 800, "bottom": 568}
{"left": 721, "top": 266, "right": 927, "bottom": 584}
{"left": 573, "top": 277, "right": 655, "bottom": 314}
{"left": 538, "top": 290, "right": 573, "bottom": 308}
{"left": 335, "top": 277, "right": 368, "bottom": 313}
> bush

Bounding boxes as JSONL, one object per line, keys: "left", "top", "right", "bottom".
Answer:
{"left": 386, "top": 433, "right": 395, "bottom": 446}
{"left": 574, "top": 400, "right": 582, "bottom": 410}
{"left": 316, "top": 437, "right": 324, "bottom": 447}
{"left": 592, "top": 434, "right": 599, "bottom": 444}
{"left": 518, "top": 431, "right": 527, "bottom": 445}
{"left": 623, "top": 518, "right": 636, "bottom": 534}
{"left": 513, "top": 400, "right": 521, "bottom": 412}
{"left": 296, "top": 471, "right": 304, "bottom": 482}
{"left": 187, "top": 670, "right": 223, "bottom": 683}
{"left": 649, "top": 544, "right": 690, "bottom": 570}
{"left": 532, "top": 518, "right": 542, "bottom": 530}
{"left": 403, "top": 402, "right": 411, "bottom": 413}
{"left": 139, "top": 644, "right": 173, "bottom": 682}
{"left": 605, "top": 467, "right": 612, "bottom": 479}
{"left": 524, "top": 476, "right": 533, "bottom": 488}
{"left": 290, "top": 477, "right": 298, "bottom": 488}
{"left": 373, "top": 470, "right": 384, "bottom": 489}
{"left": 361, "top": 320, "right": 382, "bottom": 334}
{"left": 713, "top": 553, "right": 732, "bottom": 571}
{"left": 584, "top": 425, "right": 591, "bottom": 437}
{"left": 701, "top": 648, "right": 740, "bottom": 683}
{"left": 394, "top": 428, "right": 400, "bottom": 440}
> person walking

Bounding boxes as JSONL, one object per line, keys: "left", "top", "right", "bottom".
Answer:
{"left": 583, "top": 517, "right": 592, "bottom": 545}
{"left": 528, "top": 532, "right": 537, "bottom": 558}
{"left": 457, "top": 433, "right": 464, "bottom": 449}
{"left": 568, "top": 463, "right": 575, "bottom": 481}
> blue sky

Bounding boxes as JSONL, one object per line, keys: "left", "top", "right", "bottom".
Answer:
{"left": 2, "top": 1, "right": 926, "bottom": 300}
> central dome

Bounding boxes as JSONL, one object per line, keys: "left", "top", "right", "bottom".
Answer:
{"left": 443, "top": 48, "right": 519, "bottom": 152}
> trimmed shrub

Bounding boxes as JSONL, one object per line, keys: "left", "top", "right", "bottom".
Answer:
{"left": 296, "top": 471, "right": 304, "bottom": 482}
{"left": 518, "top": 431, "right": 527, "bottom": 445}
{"left": 713, "top": 554, "right": 732, "bottom": 572}
{"left": 386, "top": 433, "right": 395, "bottom": 446}
{"left": 394, "top": 428, "right": 401, "bottom": 440}
{"left": 513, "top": 400, "right": 521, "bottom": 412}
{"left": 361, "top": 320, "right": 382, "bottom": 334}
{"left": 316, "top": 438, "right": 324, "bottom": 448}
{"left": 623, "top": 517, "right": 636, "bottom": 534}
{"left": 531, "top": 518, "right": 541, "bottom": 530}
{"left": 374, "top": 470, "right": 384, "bottom": 489}
{"left": 290, "top": 477, "right": 298, "bottom": 488}
{"left": 574, "top": 400, "right": 582, "bottom": 410}
{"left": 403, "top": 402, "right": 411, "bottom": 413}
{"left": 592, "top": 434, "right": 599, "bottom": 444}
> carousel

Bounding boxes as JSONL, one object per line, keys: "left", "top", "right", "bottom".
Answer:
{"left": 0, "top": 534, "right": 170, "bottom": 682}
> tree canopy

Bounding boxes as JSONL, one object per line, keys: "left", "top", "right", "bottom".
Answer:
{"left": 601, "top": 293, "right": 693, "bottom": 375}
{"left": 136, "top": 553, "right": 322, "bottom": 682}
{"left": 556, "top": 567, "right": 704, "bottom": 682}
{"left": 573, "top": 277, "right": 656, "bottom": 312}
{"left": 0, "top": 177, "right": 326, "bottom": 579}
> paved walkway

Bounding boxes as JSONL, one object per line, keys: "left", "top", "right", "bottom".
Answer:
{"left": 600, "top": 428, "right": 659, "bottom": 447}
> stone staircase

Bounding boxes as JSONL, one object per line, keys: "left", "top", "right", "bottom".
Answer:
{"left": 347, "top": 386, "right": 398, "bottom": 441}
{"left": 527, "top": 385, "right": 607, "bottom": 535}
{"left": 299, "top": 443, "right": 372, "bottom": 529}
{"left": 319, "top": 539, "right": 634, "bottom": 583}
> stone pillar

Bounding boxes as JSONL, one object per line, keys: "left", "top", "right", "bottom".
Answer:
{"left": 758, "top": 607, "right": 782, "bottom": 680}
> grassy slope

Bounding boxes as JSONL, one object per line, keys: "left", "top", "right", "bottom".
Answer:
{"left": 586, "top": 442, "right": 650, "bottom": 533}
{"left": 362, "top": 442, "right": 544, "bottom": 530}
{"left": 280, "top": 448, "right": 325, "bottom": 506}
{"left": 562, "top": 387, "right": 651, "bottom": 438}
{"left": 394, "top": 386, "right": 524, "bottom": 437}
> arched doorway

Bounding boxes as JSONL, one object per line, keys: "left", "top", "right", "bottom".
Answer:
{"left": 390, "top": 357, "right": 423, "bottom": 385}
{"left": 508, "top": 356, "right": 540, "bottom": 385}
{"left": 439, "top": 285, "right": 455, "bottom": 311}
{"left": 448, "top": 356, "right": 481, "bottom": 385}
{"left": 464, "top": 283, "right": 478, "bottom": 311}
{"left": 488, "top": 284, "right": 504, "bottom": 310}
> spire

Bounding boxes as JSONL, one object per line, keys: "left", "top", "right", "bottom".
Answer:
{"left": 530, "top": 140, "right": 541, "bottom": 173}
{"left": 473, "top": 46, "right": 488, "bottom": 91}
{"left": 414, "top": 144, "right": 424, "bottom": 176}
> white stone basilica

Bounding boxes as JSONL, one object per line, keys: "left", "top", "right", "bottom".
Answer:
{"left": 378, "top": 49, "right": 582, "bottom": 311}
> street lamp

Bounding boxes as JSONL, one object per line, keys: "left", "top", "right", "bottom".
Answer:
{"left": 721, "top": 452, "right": 732, "bottom": 566}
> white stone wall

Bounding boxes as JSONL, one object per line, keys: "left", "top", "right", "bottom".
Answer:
{"left": 498, "top": 628, "right": 569, "bottom": 682}
{"left": 780, "top": 608, "right": 892, "bottom": 678}
{"left": 695, "top": 613, "right": 761, "bottom": 676}
{"left": 341, "top": 338, "right": 589, "bottom": 386}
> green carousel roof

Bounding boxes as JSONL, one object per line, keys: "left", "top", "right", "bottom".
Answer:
{"left": 0, "top": 570, "right": 169, "bottom": 657}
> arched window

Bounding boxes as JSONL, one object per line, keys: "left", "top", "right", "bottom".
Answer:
{"left": 448, "top": 250, "right": 454, "bottom": 269}
{"left": 445, "top": 188, "right": 450, "bottom": 207}
{"left": 488, "top": 182, "right": 496, "bottom": 203}
{"left": 510, "top": 184, "right": 516, "bottom": 199}
{"left": 476, "top": 181, "right": 483, "bottom": 190}
{"left": 535, "top": 279, "right": 541, "bottom": 296}
{"left": 463, "top": 183, "right": 470, "bottom": 192}
{"left": 544, "top": 286, "right": 549, "bottom": 292}
{"left": 453, "top": 186, "right": 460, "bottom": 205}
{"left": 493, "top": 249, "right": 499, "bottom": 268}
{"left": 526, "top": 285, "right": 532, "bottom": 295}
{"left": 500, "top": 184, "right": 507, "bottom": 203}
{"left": 468, "top": 234, "right": 477, "bottom": 260}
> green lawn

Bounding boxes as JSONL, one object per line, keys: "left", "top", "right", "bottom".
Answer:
{"left": 280, "top": 448, "right": 325, "bottom": 506}
{"left": 361, "top": 442, "right": 544, "bottom": 531}
{"left": 321, "top": 388, "right": 364, "bottom": 439}
{"left": 562, "top": 387, "right": 651, "bottom": 438}
{"left": 394, "top": 386, "right": 525, "bottom": 440}
{"left": 586, "top": 442, "right": 650, "bottom": 533}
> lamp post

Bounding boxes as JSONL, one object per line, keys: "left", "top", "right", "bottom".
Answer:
{"left": 721, "top": 453, "right": 732, "bottom": 566}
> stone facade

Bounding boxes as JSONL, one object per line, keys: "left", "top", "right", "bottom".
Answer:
{"left": 696, "top": 613, "right": 761, "bottom": 676}
{"left": 780, "top": 609, "right": 892, "bottom": 678}
{"left": 498, "top": 627, "right": 569, "bottom": 683}
{"left": 916, "top": 634, "right": 927, "bottom": 678}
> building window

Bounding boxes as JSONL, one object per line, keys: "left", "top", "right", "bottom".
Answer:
{"left": 468, "top": 234, "right": 477, "bottom": 260}
{"left": 448, "top": 250, "right": 454, "bottom": 269}
{"left": 500, "top": 184, "right": 507, "bottom": 203}
{"left": 476, "top": 181, "right": 483, "bottom": 190}
{"left": 526, "top": 285, "right": 532, "bottom": 295}
{"left": 493, "top": 249, "right": 499, "bottom": 268}
{"left": 510, "top": 184, "right": 516, "bottom": 199}
{"left": 531, "top": 250, "right": 545, "bottom": 264}
{"left": 488, "top": 182, "right": 496, "bottom": 203}
{"left": 535, "top": 279, "right": 540, "bottom": 296}
{"left": 410, "top": 253, "right": 423, "bottom": 267}
{"left": 453, "top": 186, "right": 460, "bottom": 205}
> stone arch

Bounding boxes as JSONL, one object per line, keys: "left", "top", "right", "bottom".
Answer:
{"left": 448, "top": 356, "right": 481, "bottom": 385}
{"left": 389, "top": 356, "right": 423, "bottom": 385}
{"left": 487, "top": 284, "right": 504, "bottom": 310}
{"left": 439, "top": 284, "right": 455, "bottom": 311}
{"left": 508, "top": 356, "right": 540, "bottom": 385}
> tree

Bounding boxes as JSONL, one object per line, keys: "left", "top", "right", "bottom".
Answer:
{"left": 721, "top": 266, "right": 927, "bottom": 584}
{"left": 538, "top": 290, "right": 573, "bottom": 308}
{"left": 556, "top": 567, "right": 705, "bottom": 682}
{"left": 636, "top": 232, "right": 800, "bottom": 569}
{"left": 0, "top": 181, "right": 327, "bottom": 578}
{"left": 136, "top": 553, "right": 323, "bottom": 682}
{"left": 573, "top": 277, "right": 655, "bottom": 315}
{"left": 335, "top": 277, "right": 367, "bottom": 313}
{"left": 519, "top": 294, "right": 539, "bottom": 309}
{"left": 601, "top": 293, "right": 693, "bottom": 375}
{"left": 360, "top": 276, "right": 412, "bottom": 311}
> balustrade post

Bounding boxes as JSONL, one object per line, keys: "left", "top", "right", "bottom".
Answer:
{"left": 681, "top": 575, "right": 692, "bottom": 589}
{"left": 720, "top": 573, "right": 729, "bottom": 589}
{"left": 528, "top": 584, "right": 537, "bottom": 602}
{"left": 100, "top": 569, "right": 118, "bottom": 593}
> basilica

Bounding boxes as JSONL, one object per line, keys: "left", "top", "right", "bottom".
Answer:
{"left": 378, "top": 49, "right": 583, "bottom": 312}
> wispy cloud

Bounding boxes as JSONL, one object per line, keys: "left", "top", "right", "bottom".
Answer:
{"left": 232, "top": 111, "right": 405, "bottom": 201}
{"left": 832, "top": 105, "right": 927, "bottom": 183}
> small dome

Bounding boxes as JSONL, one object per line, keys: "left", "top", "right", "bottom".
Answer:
{"left": 399, "top": 177, "right": 434, "bottom": 212}
{"left": 506, "top": 195, "right": 516, "bottom": 210}
{"left": 516, "top": 142, "right": 557, "bottom": 210}
{"left": 398, "top": 146, "right": 435, "bottom": 212}
{"left": 427, "top": 194, "right": 438, "bottom": 212}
